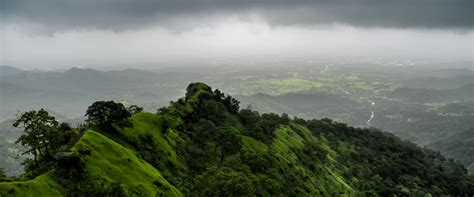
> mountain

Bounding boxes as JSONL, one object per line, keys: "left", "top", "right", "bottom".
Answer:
{"left": 0, "top": 67, "right": 193, "bottom": 121}
{"left": 429, "top": 128, "right": 474, "bottom": 174}
{"left": 0, "top": 120, "right": 24, "bottom": 177}
{"left": 402, "top": 74, "right": 474, "bottom": 90}
{"left": 390, "top": 83, "right": 474, "bottom": 103}
{"left": 236, "top": 92, "right": 367, "bottom": 125}
{"left": 1, "top": 83, "right": 472, "bottom": 196}
{"left": 0, "top": 66, "right": 24, "bottom": 76}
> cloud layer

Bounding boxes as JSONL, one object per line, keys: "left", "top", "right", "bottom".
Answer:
{"left": 2, "top": 0, "right": 472, "bottom": 69}
{"left": 3, "top": 22, "right": 472, "bottom": 69}
{"left": 3, "top": 0, "right": 473, "bottom": 31}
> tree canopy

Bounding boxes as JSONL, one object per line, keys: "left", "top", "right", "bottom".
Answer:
{"left": 13, "top": 109, "right": 61, "bottom": 166}
{"left": 85, "top": 101, "right": 131, "bottom": 129}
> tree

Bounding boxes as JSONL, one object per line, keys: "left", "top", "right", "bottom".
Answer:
{"left": 223, "top": 95, "right": 240, "bottom": 114}
{"left": 197, "top": 100, "right": 227, "bottom": 124}
{"left": 239, "top": 109, "right": 260, "bottom": 127}
{"left": 192, "top": 166, "right": 281, "bottom": 196}
{"left": 157, "top": 107, "right": 178, "bottom": 133}
{"left": 56, "top": 122, "right": 73, "bottom": 147}
{"left": 85, "top": 101, "right": 131, "bottom": 129}
{"left": 128, "top": 105, "right": 143, "bottom": 114}
{"left": 216, "top": 126, "right": 242, "bottom": 162}
{"left": 13, "top": 109, "right": 60, "bottom": 165}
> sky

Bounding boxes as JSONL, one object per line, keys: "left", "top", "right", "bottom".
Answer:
{"left": 1, "top": 0, "right": 473, "bottom": 69}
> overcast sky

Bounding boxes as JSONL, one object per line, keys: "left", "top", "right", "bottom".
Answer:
{"left": 1, "top": 0, "right": 473, "bottom": 69}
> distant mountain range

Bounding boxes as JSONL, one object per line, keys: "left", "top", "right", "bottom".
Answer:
{"left": 0, "top": 66, "right": 197, "bottom": 121}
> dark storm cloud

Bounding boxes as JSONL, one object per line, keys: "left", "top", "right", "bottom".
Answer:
{"left": 2, "top": 0, "right": 473, "bottom": 30}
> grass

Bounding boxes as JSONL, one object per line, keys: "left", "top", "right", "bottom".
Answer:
{"left": 269, "top": 124, "right": 354, "bottom": 195}
{"left": 0, "top": 114, "right": 184, "bottom": 196}
{"left": 0, "top": 173, "right": 62, "bottom": 197}
{"left": 72, "top": 131, "right": 182, "bottom": 196}
{"left": 0, "top": 111, "right": 360, "bottom": 196}
{"left": 0, "top": 116, "right": 356, "bottom": 196}
{"left": 240, "top": 135, "right": 269, "bottom": 153}
{"left": 117, "top": 112, "right": 185, "bottom": 172}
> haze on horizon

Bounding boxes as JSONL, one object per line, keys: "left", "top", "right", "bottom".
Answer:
{"left": 1, "top": 0, "right": 473, "bottom": 70}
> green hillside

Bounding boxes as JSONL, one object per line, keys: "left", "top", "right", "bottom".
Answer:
{"left": 72, "top": 131, "right": 182, "bottom": 196}
{"left": 0, "top": 173, "right": 62, "bottom": 196}
{"left": 1, "top": 130, "right": 182, "bottom": 196}
{"left": 429, "top": 128, "right": 474, "bottom": 174}
{"left": 1, "top": 82, "right": 473, "bottom": 196}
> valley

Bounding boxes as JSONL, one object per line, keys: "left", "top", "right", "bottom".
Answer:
{"left": 1, "top": 62, "right": 473, "bottom": 177}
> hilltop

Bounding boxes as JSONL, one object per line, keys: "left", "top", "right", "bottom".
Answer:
{"left": 1, "top": 83, "right": 473, "bottom": 196}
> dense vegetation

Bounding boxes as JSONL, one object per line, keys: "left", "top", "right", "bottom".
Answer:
{"left": 1, "top": 82, "right": 473, "bottom": 196}
{"left": 429, "top": 128, "right": 474, "bottom": 173}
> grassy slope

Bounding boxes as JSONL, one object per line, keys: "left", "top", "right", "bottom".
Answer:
{"left": 0, "top": 173, "right": 62, "bottom": 196}
{"left": 0, "top": 111, "right": 357, "bottom": 196}
{"left": 72, "top": 130, "right": 182, "bottom": 196}
{"left": 274, "top": 125, "right": 353, "bottom": 194}
{"left": 0, "top": 127, "right": 183, "bottom": 196}
{"left": 116, "top": 113, "right": 185, "bottom": 173}
{"left": 2, "top": 110, "right": 472, "bottom": 195}
{"left": 240, "top": 123, "right": 354, "bottom": 195}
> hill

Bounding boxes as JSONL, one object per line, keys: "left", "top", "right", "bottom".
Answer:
{"left": 0, "top": 67, "right": 194, "bottom": 121}
{"left": 0, "top": 119, "right": 25, "bottom": 177}
{"left": 429, "top": 128, "right": 474, "bottom": 174}
{"left": 1, "top": 83, "right": 473, "bottom": 196}
{"left": 390, "top": 83, "right": 474, "bottom": 103}
{"left": 0, "top": 66, "right": 24, "bottom": 76}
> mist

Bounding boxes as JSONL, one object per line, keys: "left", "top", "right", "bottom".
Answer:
{"left": 2, "top": 20, "right": 473, "bottom": 70}
{"left": 1, "top": 0, "right": 473, "bottom": 69}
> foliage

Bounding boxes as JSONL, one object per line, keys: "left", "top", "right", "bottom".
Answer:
{"left": 216, "top": 127, "right": 242, "bottom": 162}
{"left": 85, "top": 100, "right": 131, "bottom": 130}
{"left": 127, "top": 105, "right": 144, "bottom": 115}
{"left": 428, "top": 127, "right": 474, "bottom": 175}
{"left": 192, "top": 166, "right": 281, "bottom": 196}
{"left": 12, "top": 109, "right": 61, "bottom": 166}
{"left": 0, "top": 173, "right": 63, "bottom": 196}
{"left": 71, "top": 131, "right": 182, "bottom": 196}
{"left": 158, "top": 83, "right": 474, "bottom": 195}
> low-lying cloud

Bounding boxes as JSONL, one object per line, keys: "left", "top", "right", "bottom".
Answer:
{"left": 3, "top": 22, "right": 472, "bottom": 69}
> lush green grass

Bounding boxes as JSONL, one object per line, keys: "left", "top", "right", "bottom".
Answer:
{"left": 272, "top": 126, "right": 304, "bottom": 164}
{"left": 240, "top": 135, "right": 268, "bottom": 153}
{"left": 0, "top": 173, "right": 62, "bottom": 196}
{"left": 269, "top": 125, "right": 354, "bottom": 195}
{"left": 0, "top": 116, "right": 184, "bottom": 197}
{"left": 72, "top": 131, "right": 182, "bottom": 196}
{"left": 117, "top": 112, "right": 185, "bottom": 172}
